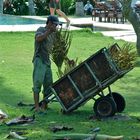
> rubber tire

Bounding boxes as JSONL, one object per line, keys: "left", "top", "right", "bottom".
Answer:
{"left": 93, "top": 96, "right": 117, "bottom": 117}
{"left": 107, "top": 92, "right": 126, "bottom": 113}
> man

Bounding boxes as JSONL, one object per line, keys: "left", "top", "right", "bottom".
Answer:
{"left": 84, "top": 1, "right": 94, "bottom": 15}
{"left": 49, "top": 0, "right": 70, "bottom": 26}
{"left": 32, "top": 15, "right": 60, "bottom": 113}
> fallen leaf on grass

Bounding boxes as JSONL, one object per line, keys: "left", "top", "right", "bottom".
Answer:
{"left": 6, "top": 114, "right": 35, "bottom": 126}
{"left": 49, "top": 125, "right": 73, "bottom": 133}
{"left": 6, "top": 131, "right": 27, "bottom": 140}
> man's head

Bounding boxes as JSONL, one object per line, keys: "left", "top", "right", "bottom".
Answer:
{"left": 46, "top": 15, "right": 61, "bottom": 26}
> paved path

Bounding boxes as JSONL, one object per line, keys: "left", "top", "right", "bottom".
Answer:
{"left": 68, "top": 17, "right": 136, "bottom": 43}
{"left": 0, "top": 16, "right": 136, "bottom": 43}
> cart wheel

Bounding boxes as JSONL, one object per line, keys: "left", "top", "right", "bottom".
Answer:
{"left": 93, "top": 96, "right": 117, "bottom": 117}
{"left": 107, "top": 92, "right": 125, "bottom": 113}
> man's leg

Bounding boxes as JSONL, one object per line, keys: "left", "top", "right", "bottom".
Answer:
{"left": 50, "top": 7, "right": 55, "bottom": 15}
{"left": 55, "top": 0, "right": 70, "bottom": 24}
{"left": 33, "top": 93, "right": 40, "bottom": 112}
{"left": 56, "top": 9, "right": 70, "bottom": 23}
{"left": 49, "top": 0, "right": 55, "bottom": 15}
{"left": 41, "top": 94, "right": 48, "bottom": 111}
{"left": 32, "top": 57, "right": 46, "bottom": 112}
{"left": 42, "top": 65, "right": 53, "bottom": 110}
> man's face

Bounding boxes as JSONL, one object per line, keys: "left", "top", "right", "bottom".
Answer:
{"left": 47, "top": 21, "right": 58, "bottom": 32}
{"left": 52, "top": 23, "right": 58, "bottom": 28}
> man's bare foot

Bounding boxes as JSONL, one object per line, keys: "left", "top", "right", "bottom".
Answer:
{"left": 40, "top": 101, "right": 48, "bottom": 111}
{"left": 34, "top": 107, "right": 41, "bottom": 113}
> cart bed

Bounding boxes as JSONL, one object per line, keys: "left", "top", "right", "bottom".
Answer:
{"left": 51, "top": 43, "right": 132, "bottom": 112}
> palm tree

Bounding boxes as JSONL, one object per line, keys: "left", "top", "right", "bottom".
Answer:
{"left": 0, "top": 0, "right": 3, "bottom": 14}
{"left": 28, "top": 0, "right": 35, "bottom": 15}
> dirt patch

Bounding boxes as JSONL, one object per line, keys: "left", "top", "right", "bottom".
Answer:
{"left": 89, "top": 113, "right": 132, "bottom": 121}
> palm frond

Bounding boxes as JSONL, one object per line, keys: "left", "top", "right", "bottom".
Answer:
{"left": 109, "top": 43, "right": 137, "bottom": 70}
{"left": 51, "top": 27, "right": 72, "bottom": 69}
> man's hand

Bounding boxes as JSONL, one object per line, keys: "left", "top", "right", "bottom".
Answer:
{"left": 36, "top": 24, "right": 57, "bottom": 42}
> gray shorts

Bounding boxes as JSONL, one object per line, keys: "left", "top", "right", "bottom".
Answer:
{"left": 32, "top": 57, "right": 53, "bottom": 96}
{"left": 49, "top": 0, "right": 60, "bottom": 9}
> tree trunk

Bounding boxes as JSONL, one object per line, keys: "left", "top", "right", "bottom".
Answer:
{"left": 127, "top": 9, "right": 140, "bottom": 55}
{"left": 75, "top": 1, "right": 84, "bottom": 16}
{"left": 28, "top": 0, "right": 35, "bottom": 15}
{"left": 136, "top": 33, "right": 140, "bottom": 56}
{"left": 0, "top": 0, "right": 3, "bottom": 14}
{"left": 121, "top": 0, "right": 140, "bottom": 56}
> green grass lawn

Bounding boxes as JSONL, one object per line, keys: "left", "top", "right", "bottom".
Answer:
{"left": 0, "top": 30, "right": 140, "bottom": 140}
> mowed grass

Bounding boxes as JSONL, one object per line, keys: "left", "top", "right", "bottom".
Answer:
{"left": 0, "top": 30, "right": 140, "bottom": 140}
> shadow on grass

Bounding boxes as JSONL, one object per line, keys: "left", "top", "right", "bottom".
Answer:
{"left": 135, "top": 60, "right": 140, "bottom": 67}
{"left": 0, "top": 76, "right": 24, "bottom": 107}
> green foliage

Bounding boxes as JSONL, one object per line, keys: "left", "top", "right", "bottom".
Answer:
{"left": 51, "top": 27, "right": 72, "bottom": 68}
{"left": 51, "top": 28, "right": 89, "bottom": 79}
{"left": 56, "top": 57, "right": 81, "bottom": 78}
{"left": 3, "top": 0, "right": 75, "bottom": 16}
{"left": 109, "top": 43, "right": 137, "bottom": 71}
{"left": 61, "top": 0, "right": 73, "bottom": 14}
{"left": 68, "top": 0, "right": 75, "bottom": 15}
{"left": 121, "top": 0, "right": 132, "bottom": 18}
{"left": 63, "top": 57, "right": 80, "bottom": 74}
{"left": 3, "top": 0, "right": 29, "bottom": 15}
{"left": 34, "top": 0, "right": 49, "bottom": 15}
